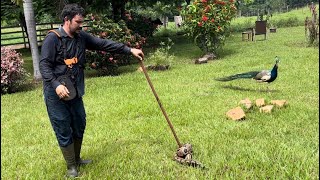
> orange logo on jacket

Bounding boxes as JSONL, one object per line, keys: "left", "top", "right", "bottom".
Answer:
{"left": 64, "top": 57, "right": 78, "bottom": 68}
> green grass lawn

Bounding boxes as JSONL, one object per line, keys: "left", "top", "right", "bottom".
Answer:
{"left": 230, "top": 4, "right": 319, "bottom": 32}
{"left": 1, "top": 24, "right": 319, "bottom": 179}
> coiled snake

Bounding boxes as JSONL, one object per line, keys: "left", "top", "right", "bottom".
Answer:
{"left": 173, "top": 143, "right": 205, "bottom": 169}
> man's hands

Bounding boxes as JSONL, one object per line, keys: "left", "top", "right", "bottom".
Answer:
{"left": 130, "top": 48, "right": 144, "bottom": 61}
{"left": 56, "top": 85, "right": 70, "bottom": 99}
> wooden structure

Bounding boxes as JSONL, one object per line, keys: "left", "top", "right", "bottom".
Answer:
{"left": 253, "top": 20, "right": 267, "bottom": 41}
{"left": 1, "top": 21, "right": 90, "bottom": 49}
{"left": 242, "top": 28, "right": 254, "bottom": 41}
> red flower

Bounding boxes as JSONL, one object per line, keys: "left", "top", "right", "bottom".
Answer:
{"left": 215, "top": 1, "right": 226, "bottom": 5}
{"left": 198, "top": 22, "right": 203, "bottom": 27}
{"left": 202, "top": 16, "right": 209, "bottom": 21}
{"left": 201, "top": 0, "right": 207, "bottom": 3}
{"left": 211, "top": 19, "right": 215, "bottom": 23}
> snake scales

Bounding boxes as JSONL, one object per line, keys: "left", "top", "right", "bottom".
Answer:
{"left": 173, "top": 143, "right": 205, "bottom": 169}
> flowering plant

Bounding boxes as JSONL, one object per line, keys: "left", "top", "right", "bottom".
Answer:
{"left": 84, "top": 13, "right": 146, "bottom": 75}
{"left": 1, "top": 46, "right": 29, "bottom": 94}
{"left": 181, "top": 0, "right": 237, "bottom": 54}
{"left": 124, "top": 11, "right": 160, "bottom": 38}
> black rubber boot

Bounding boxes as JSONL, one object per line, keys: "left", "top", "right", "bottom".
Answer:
{"left": 74, "top": 138, "right": 92, "bottom": 166}
{"left": 60, "top": 143, "right": 79, "bottom": 178}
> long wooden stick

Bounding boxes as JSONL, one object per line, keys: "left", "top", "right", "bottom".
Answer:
{"left": 139, "top": 61, "right": 182, "bottom": 148}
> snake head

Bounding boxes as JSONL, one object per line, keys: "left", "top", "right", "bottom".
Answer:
{"left": 176, "top": 143, "right": 193, "bottom": 158}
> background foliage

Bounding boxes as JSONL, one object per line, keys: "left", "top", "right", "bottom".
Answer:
{"left": 1, "top": 24, "right": 318, "bottom": 179}
{"left": 84, "top": 13, "right": 147, "bottom": 75}
{"left": 181, "top": 0, "right": 238, "bottom": 54}
{"left": 1, "top": 46, "right": 29, "bottom": 94}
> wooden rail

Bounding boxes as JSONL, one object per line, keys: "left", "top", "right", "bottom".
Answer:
{"left": 1, "top": 21, "right": 90, "bottom": 49}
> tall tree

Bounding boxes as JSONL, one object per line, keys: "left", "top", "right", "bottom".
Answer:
{"left": 23, "top": 0, "right": 42, "bottom": 80}
{"left": 236, "top": 0, "right": 255, "bottom": 17}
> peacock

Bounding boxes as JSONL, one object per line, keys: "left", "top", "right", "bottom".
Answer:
{"left": 215, "top": 56, "right": 280, "bottom": 90}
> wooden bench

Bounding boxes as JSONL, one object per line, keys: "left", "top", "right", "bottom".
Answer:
{"left": 242, "top": 28, "right": 254, "bottom": 41}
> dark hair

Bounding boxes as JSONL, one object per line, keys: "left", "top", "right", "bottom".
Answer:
{"left": 61, "top": 4, "right": 86, "bottom": 23}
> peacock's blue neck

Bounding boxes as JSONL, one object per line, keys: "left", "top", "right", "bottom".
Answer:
{"left": 269, "top": 64, "right": 278, "bottom": 82}
{"left": 271, "top": 64, "right": 278, "bottom": 75}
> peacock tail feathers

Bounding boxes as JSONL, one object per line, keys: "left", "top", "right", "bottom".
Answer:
{"left": 215, "top": 71, "right": 260, "bottom": 81}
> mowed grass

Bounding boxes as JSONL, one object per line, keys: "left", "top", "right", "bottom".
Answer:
{"left": 230, "top": 4, "right": 319, "bottom": 32}
{"left": 1, "top": 24, "right": 319, "bottom": 179}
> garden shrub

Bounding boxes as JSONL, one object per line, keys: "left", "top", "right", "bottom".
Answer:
{"left": 181, "top": 0, "right": 237, "bottom": 54}
{"left": 146, "top": 38, "right": 174, "bottom": 68}
{"left": 272, "top": 16, "right": 301, "bottom": 28}
{"left": 124, "top": 11, "right": 160, "bottom": 38}
{"left": 85, "top": 14, "right": 146, "bottom": 75}
{"left": 305, "top": 7, "right": 319, "bottom": 47}
{"left": 1, "top": 46, "right": 29, "bottom": 94}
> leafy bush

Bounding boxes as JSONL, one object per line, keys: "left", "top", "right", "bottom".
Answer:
{"left": 124, "top": 11, "right": 160, "bottom": 37}
{"left": 37, "top": 13, "right": 56, "bottom": 23}
{"left": 181, "top": 0, "right": 237, "bottom": 54}
{"left": 147, "top": 38, "right": 174, "bottom": 67}
{"left": 154, "top": 28, "right": 176, "bottom": 37}
{"left": 1, "top": 46, "right": 29, "bottom": 94}
{"left": 84, "top": 14, "right": 146, "bottom": 75}
{"left": 273, "top": 16, "right": 300, "bottom": 27}
{"left": 305, "top": 16, "right": 319, "bottom": 47}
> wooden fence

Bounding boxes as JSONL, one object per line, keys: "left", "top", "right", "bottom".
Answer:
{"left": 1, "top": 21, "right": 90, "bottom": 49}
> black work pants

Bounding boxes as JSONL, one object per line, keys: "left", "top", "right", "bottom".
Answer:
{"left": 44, "top": 86, "right": 86, "bottom": 147}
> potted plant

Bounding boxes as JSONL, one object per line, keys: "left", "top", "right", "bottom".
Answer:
{"left": 267, "top": 14, "right": 277, "bottom": 33}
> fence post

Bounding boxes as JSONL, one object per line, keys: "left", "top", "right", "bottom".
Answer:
{"left": 20, "top": 23, "right": 27, "bottom": 49}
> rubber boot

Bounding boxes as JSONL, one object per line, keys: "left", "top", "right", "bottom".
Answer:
{"left": 74, "top": 138, "right": 92, "bottom": 166}
{"left": 60, "top": 143, "right": 79, "bottom": 178}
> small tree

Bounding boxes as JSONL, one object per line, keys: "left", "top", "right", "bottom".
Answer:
{"left": 147, "top": 38, "right": 174, "bottom": 70}
{"left": 305, "top": 2, "right": 319, "bottom": 46}
{"left": 181, "top": 0, "right": 237, "bottom": 55}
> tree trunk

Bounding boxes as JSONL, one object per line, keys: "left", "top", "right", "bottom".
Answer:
{"left": 237, "top": 9, "right": 242, "bottom": 17}
{"left": 23, "top": 0, "right": 42, "bottom": 81}
{"left": 111, "top": 0, "right": 125, "bottom": 22}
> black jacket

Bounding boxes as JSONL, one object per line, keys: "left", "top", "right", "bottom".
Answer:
{"left": 39, "top": 27, "right": 131, "bottom": 97}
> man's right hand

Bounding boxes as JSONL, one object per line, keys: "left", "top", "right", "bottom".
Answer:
{"left": 56, "top": 85, "right": 70, "bottom": 99}
{"left": 130, "top": 48, "right": 144, "bottom": 61}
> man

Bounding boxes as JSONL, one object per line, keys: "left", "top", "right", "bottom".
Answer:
{"left": 39, "top": 4, "right": 144, "bottom": 178}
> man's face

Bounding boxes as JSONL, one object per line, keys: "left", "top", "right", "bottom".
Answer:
{"left": 67, "top": 14, "right": 84, "bottom": 34}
